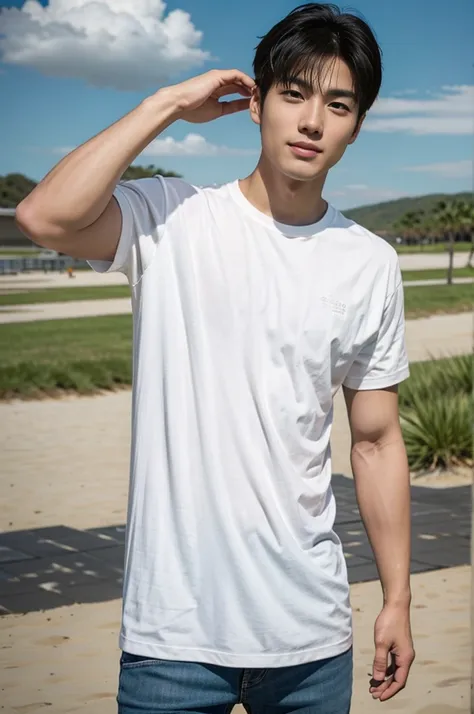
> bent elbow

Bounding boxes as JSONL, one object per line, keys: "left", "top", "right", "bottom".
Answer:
{"left": 15, "top": 201, "right": 64, "bottom": 249}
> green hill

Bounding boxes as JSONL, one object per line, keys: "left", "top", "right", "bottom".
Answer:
{"left": 343, "top": 192, "right": 472, "bottom": 234}
{"left": 2, "top": 172, "right": 471, "bottom": 236}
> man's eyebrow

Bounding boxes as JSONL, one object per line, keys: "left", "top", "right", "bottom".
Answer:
{"left": 284, "top": 76, "right": 313, "bottom": 92}
{"left": 283, "top": 77, "right": 357, "bottom": 102}
{"left": 325, "top": 87, "right": 357, "bottom": 101}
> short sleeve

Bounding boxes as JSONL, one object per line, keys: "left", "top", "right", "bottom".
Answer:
{"left": 343, "top": 278, "right": 410, "bottom": 390}
{"left": 88, "top": 176, "right": 197, "bottom": 286}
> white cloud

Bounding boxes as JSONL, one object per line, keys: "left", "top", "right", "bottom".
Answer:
{"left": 52, "top": 133, "right": 257, "bottom": 158}
{"left": 0, "top": 0, "right": 210, "bottom": 91}
{"left": 402, "top": 160, "right": 472, "bottom": 179}
{"left": 142, "top": 133, "right": 257, "bottom": 157}
{"left": 365, "top": 85, "right": 474, "bottom": 135}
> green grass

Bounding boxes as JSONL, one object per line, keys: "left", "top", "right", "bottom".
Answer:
{"left": 0, "top": 282, "right": 472, "bottom": 399}
{"left": 0, "top": 315, "right": 133, "bottom": 399}
{"left": 0, "top": 285, "right": 130, "bottom": 306}
{"left": 395, "top": 242, "right": 472, "bottom": 254}
{"left": 402, "top": 266, "right": 474, "bottom": 282}
{"left": 404, "top": 283, "right": 473, "bottom": 318}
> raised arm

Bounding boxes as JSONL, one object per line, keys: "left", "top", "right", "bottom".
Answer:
{"left": 15, "top": 70, "right": 255, "bottom": 262}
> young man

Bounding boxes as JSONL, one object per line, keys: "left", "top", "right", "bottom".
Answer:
{"left": 17, "top": 3, "right": 415, "bottom": 712}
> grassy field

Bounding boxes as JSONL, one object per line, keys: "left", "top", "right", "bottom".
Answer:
{"left": 402, "top": 266, "right": 474, "bottom": 281}
{"left": 403, "top": 283, "right": 473, "bottom": 318}
{"left": 0, "top": 315, "right": 133, "bottom": 399}
{"left": 395, "top": 242, "right": 472, "bottom": 254}
{"left": 1, "top": 268, "right": 473, "bottom": 307}
{"left": 0, "top": 281, "right": 472, "bottom": 399}
{"left": 0, "top": 285, "right": 130, "bottom": 306}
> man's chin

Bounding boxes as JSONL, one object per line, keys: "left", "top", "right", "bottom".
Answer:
{"left": 280, "top": 165, "right": 326, "bottom": 183}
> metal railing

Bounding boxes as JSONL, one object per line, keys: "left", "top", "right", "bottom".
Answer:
{"left": 0, "top": 257, "right": 89, "bottom": 275}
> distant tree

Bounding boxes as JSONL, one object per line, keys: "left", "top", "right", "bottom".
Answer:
{"left": 0, "top": 166, "right": 183, "bottom": 207}
{"left": 393, "top": 210, "right": 424, "bottom": 246}
{"left": 458, "top": 199, "right": 474, "bottom": 268}
{"left": 121, "top": 164, "right": 182, "bottom": 181}
{"left": 0, "top": 173, "right": 38, "bottom": 207}
{"left": 432, "top": 200, "right": 464, "bottom": 285}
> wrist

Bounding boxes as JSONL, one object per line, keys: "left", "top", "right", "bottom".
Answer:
{"left": 140, "top": 87, "right": 185, "bottom": 124}
{"left": 383, "top": 589, "right": 412, "bottom": 609}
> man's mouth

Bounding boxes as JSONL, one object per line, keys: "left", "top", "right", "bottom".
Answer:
{"left": 288, "top": 142, "right": 322, "bottom": 158}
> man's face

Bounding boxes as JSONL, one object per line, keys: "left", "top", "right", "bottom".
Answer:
{"left": 250, "top": 57, "right": 364, "bottom": 182}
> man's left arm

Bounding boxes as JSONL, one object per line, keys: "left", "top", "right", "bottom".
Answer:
{"left": 343, "top": 383, "right": 416, "bottom": 702}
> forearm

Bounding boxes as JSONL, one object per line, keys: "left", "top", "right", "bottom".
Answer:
{"left": 16, "top": 89, "right": 181, "bottom": 234}
{"left": 351, "top": 436, "right": 412, "bottom": 605}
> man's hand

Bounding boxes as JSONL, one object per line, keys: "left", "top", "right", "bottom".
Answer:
{"left": 369, "top": 604, "right": 415, "bottom": 701}
{"left": 163, "top": 69, "right": 256, "bottom": 124}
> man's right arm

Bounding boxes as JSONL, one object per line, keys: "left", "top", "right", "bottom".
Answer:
{"left": 15, "top": 90, "right": 182, "bottom": 262}
{"left": 15, "top": 69, "right": 254, "bottom": 262}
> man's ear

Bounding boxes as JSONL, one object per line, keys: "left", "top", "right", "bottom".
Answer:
{"left": 249, "top": 86, "right": 262, "bottom": 126}
{"left": 348, "top": 112, "right": 366, "bottom": 144}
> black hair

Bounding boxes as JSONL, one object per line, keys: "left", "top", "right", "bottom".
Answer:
{"left": 253, "top": 3, "right": 382, "bottom": 120}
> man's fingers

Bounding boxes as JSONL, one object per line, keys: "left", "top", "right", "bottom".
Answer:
{"left": 219, "top": 98, "right": 251, "bottom": 116}
{"left": 372, "top": 644, "right": 389, "bottom": 684}
{"left": 212, "top": 84, "right": 252, "bottom": 99}
{"left": 379, "top": 664, "right": 410, "bottom": 701}
{"left": 370, "top": 676, "right": 394, "bottom": 699}
{"left": 379, "top": 655, "right": 413, "bottom": 701}
{"left": 215, "top": 69, "right": 255, "bottom": 90}
{"left": 370, "top": 654, "right": 412, "bottom": 701}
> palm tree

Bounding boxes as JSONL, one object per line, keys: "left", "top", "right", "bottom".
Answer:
{"left": 458, "top": 200, "right": 474, "bottom": 268}
{"left": 419, "top": 214, "right": 437, "bottom": 247}
{"left": 393, "top": 211, "right": 424, "bottom": 246}
{"left": 432, "top": 200, "right": 463, "bottom": 285}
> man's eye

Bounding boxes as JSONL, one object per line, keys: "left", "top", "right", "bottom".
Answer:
{"left": 282, "top": 90, "right": 303, "bottom": 99}
{"left": 330, "top": 102, "right": 350, "bottom": 111}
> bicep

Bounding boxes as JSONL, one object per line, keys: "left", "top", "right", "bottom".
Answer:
{"left": 56, "top": 195, "right": 123, "bottom": 262}
{"left": 343, "top": 385, "right": 401, "bottom": 446}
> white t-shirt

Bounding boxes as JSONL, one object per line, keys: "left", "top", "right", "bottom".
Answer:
{"left": 90, "top": 176, "right": 409, "bottom": 668}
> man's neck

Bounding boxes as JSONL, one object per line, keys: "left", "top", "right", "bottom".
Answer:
{"left": 239, "top": 158, "right": 328, "bottom": 227}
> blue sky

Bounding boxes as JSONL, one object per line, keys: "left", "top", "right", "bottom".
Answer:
{"left": 0, "top": 0, "right": 472, "bottom": 209}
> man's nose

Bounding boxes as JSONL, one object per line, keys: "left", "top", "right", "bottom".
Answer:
{"left": 299, "top": 101, "right": 324, "bottom": 135}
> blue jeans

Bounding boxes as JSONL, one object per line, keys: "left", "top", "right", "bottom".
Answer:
{"left": 117, "top": 647, "right": 353, "bottom": 713}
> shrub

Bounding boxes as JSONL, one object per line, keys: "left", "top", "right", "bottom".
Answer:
{"left": 399, "top": 354, "right": 473, "bottom": 471}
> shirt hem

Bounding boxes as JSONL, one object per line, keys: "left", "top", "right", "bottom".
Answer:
{"left": 343, "top": 365, "right": 410, "bottom": 391}
{"left": 118, "top": 633, "right": 353, "bottom": 668}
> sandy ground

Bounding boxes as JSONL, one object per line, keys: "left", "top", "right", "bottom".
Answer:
{"left": 0, "top": 566, "right": 469, "bottom": 714}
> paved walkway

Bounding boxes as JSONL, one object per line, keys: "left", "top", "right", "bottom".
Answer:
{"left": 398, "top": 251, "right": 471, "bottom": 270}
{"left": 0, "top": 297, "right": 132, "bottom": 323}
{"left": 397, "top": 251, "right": 470, "bottom": 270}
{"left": 0, "top": 475, "right": 469, "bottom": 616}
